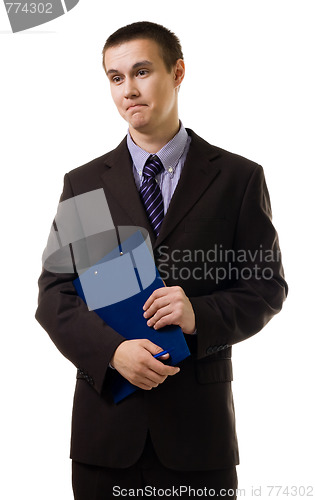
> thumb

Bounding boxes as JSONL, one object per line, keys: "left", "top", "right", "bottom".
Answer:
{"left": 142, "top": 340, "right": 170, "bottom": 359}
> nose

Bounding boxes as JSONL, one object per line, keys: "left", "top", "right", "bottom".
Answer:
{"left": 123, "top": 77, "right": 139, "bottom": 99}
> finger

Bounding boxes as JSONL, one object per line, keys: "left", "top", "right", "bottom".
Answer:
{"left": 132, "top": 361, "right": 179, "bottom": 389}
{"left": 165, "top": 365, "right": 181, "bottom": 376}
{"left": 143, "top": 296, "right": 171, "bottom": 319}
{"left": 151, "top": 312, "right": 175, "bottom": 330}
{"left": 143, "top": 292, "right": 157, "bottom": 311}
{"left": 149, "top": 358, "right": 180, "bottom": 377}
{"left": 146, "top": 304, "right": 173, "bottom": 327}
{"left": 143, "top": 287, "right": 167, "bottom": 311}
{"left": 144, "top": 371, "right": 168, "bottom": 385}
{"left": 136, "top": 367, "right": 178, "bottom": 389}
{"left": 136, "top": 380, "right": 157, "bottom": 390}
{"left": 154, "top": 352, "right": 170, "bottom": 361}
{"left": 141, "top": 339, "right": 167, "bottom": 356}
{"left": 134, "top": 368, "right": 168, "bottom": 388}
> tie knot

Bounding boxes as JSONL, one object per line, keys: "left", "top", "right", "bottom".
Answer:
{"left": 143, "top": 155, "right": 163, "bottom": 179}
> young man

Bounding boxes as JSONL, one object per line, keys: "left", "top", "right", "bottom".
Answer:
{"left": 36, "top": 21, "right": 287, "bottom": 499}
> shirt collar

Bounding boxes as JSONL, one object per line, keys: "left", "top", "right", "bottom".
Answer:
{"left": 127, "top": 122, "right": 188, "bottom": 175}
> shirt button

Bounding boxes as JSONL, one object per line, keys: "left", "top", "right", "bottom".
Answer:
{"left": 168, "top": 167, "right": 173, "bottom": 174}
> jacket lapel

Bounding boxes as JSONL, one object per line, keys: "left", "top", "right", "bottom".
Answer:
{"left": 154, "top": 130, "right": 221, "bottom": 248}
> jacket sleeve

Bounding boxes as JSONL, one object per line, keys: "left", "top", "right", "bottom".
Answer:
{"left": 35, "top": 174, "right": 126, "bottom": 395}
{"left": 189, "top": 164, "right": 288, "bottom": 360}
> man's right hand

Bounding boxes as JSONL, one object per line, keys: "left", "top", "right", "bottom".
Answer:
{"left": 110, "top": 339, "right": 180, "bottom": 390}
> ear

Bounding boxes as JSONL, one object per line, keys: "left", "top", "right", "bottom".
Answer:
{"left": 173, "top": 59, "right": 185, "bottom": 89}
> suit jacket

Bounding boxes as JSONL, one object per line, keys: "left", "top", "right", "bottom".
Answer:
{"left": 35, "top": 129, "right": 288, "bottom": 470}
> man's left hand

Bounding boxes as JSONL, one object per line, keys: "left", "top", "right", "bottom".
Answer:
{"left": 143, "top": 286, "right": 196, "bottom": 334}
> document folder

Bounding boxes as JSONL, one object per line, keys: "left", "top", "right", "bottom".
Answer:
{"left": 73, "top": 230, "right": 190, "bottom": 403}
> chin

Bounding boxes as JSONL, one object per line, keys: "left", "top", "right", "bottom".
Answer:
{"left": 130, "top": 119, "right": 150, "bottom": 132}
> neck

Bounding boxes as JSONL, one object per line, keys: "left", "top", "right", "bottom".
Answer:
{"left": 129, "top": 119, "right": 181, "bottom": 154}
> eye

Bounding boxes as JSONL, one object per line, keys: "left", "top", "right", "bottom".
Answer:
{"left": 112, "top": 75, "right": 123, "bottom": 84}
{"left": 137, "top": 69, "right": 149, "bottom": 77}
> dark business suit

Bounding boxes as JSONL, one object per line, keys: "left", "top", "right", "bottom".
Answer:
{"left": 36, "top": 129, "right": 287, "bottom": 472}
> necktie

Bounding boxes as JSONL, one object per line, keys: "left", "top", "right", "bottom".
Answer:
{"left": 139, "top": 155, "right": 164, "bottom": 236}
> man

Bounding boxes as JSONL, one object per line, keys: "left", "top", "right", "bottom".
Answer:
{"left": 36, "top": 21, "right": 288, "bottom": 499}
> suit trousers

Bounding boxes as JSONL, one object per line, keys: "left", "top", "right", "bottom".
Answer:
{"left": 72, "top": 433, "right": 238, "bottom": 500}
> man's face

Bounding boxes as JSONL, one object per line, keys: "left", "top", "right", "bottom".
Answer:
{"left": 104, "top": 38, "right": 183, "bottom": 136}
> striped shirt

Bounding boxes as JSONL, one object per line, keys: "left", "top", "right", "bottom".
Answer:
{"left": 127, "top": 122, "right": 191, "bottom": 214}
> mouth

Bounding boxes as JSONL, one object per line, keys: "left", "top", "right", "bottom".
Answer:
{"left": 127, "top": 104, "right": 147, "bottom": 111}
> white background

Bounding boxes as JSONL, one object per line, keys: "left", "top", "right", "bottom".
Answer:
{"left": 1, "top": 1, "right": 314, "bottom": 498}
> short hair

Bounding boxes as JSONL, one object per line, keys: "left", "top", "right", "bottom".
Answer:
{"left": 102, "top": 21, "right": 183, "bottom": 73}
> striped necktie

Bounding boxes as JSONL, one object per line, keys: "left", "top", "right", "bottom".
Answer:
{"left": 139, "top": 155, "right": 164, "bottom": 236}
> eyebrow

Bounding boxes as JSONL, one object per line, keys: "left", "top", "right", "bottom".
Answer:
{"left": 106, "top": 60, "right": 153, "bottom": 76}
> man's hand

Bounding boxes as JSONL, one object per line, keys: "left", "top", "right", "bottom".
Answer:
{"left": 110, "top": 339, "right": 180, "bottom": 390}
{"left": 143, "top": 286, "right": 196, "bottom": 334}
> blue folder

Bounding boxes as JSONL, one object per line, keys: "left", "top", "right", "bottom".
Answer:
{"left": 73, "top": 230, "right": 190, "bottom": 403}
